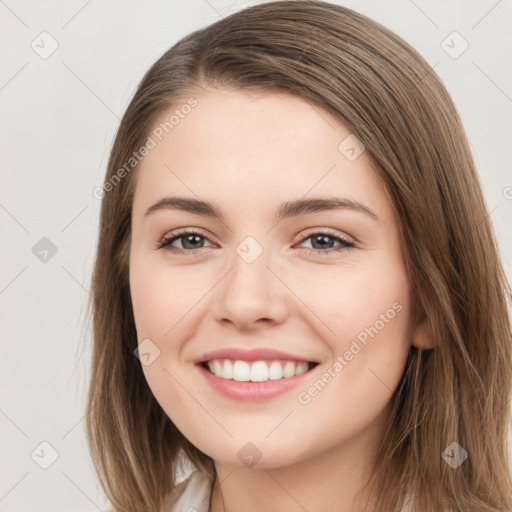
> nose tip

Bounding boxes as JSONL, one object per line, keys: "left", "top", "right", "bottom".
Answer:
{"left": 212, "top": 259, "right": 289, "bottom": 332}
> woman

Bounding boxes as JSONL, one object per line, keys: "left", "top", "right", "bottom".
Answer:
{"left": 86, "top": 1, "right": 512, "bottom": 511}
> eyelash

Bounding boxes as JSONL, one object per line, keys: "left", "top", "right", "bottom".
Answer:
{"left": 157, "top": 228, "right": 355, "bottom": 257}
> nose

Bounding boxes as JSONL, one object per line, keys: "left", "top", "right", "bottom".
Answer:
{"left": 211, "top": 249, "right": 290, "bottom": 332}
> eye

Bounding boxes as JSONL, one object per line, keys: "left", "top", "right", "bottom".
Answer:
{"left": 157, "top": 228, "right": 355, "bottom": 256}
{"left": 296, "top": 229, "right": 355, "bottom": 256}
{"left": 158, "top": 228, "right": 214, "bottom": 256}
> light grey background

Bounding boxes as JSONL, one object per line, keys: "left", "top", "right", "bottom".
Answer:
{"left": 1, "top": 1, "right": 511, "bottom": 510}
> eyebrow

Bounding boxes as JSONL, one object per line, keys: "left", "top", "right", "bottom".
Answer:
{"left": 144, "top": 196, "right": 379, "bottom": 222}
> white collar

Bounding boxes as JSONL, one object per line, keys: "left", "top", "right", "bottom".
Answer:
{"left": 163, "top": 449, "right": 212, "bottom": 512}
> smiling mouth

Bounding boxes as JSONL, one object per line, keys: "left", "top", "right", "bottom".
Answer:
{"left": 199, "top": 359, "right": 319, "bottom": 382}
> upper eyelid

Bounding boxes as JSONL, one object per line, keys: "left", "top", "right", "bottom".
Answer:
{"left": 299, "top": 227, "right": 352, "bottom": 240}
{"left": 161, "top": 227, "right": 215, "bottom": 243}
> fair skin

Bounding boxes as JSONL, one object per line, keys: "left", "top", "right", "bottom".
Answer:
{"left": 129, "top": 87, "right": 432, "bottom": 512}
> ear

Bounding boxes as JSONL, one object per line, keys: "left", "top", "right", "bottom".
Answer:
{"left": 411, "top": 315, "right": 436, "bottom": 350}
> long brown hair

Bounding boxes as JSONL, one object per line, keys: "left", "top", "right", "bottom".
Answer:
{"left": 85, "top": 1, "right": 512, "bottom": 510}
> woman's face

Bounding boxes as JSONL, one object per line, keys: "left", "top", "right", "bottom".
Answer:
{"left": 129, "top": 87, "right": 426, "bottom": 469}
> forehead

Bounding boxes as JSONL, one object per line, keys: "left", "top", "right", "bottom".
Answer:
{"left": 132, "top": 87, "right": 389, "bottom": 220}
{"left": 145, "top": 87, "right": 351, "bottom": 158}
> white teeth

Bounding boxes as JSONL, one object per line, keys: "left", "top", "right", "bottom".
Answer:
{"left": 204, "top": 359, "right": 312, "bottom": 382}
{"left": 233, "top": 360, "right": 250, "bottom": 381}
{"left": 213, "top": 360, "right": 223, "bottom": 376}
{"left": 268, "top": 361, "right": 283, "bottom": 380}
{"left": 250, "top": 361, "right": 268, "bottom": 382}
{"left": 223, "top": 359, "right": 233, "bottom": 379}
{"left": 283, "top": 361, "right": 296, "bottom": 378}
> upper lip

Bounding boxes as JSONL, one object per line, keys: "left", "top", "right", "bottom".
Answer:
{"left": 193, "top": 348, "right": 319, "bottom": 365}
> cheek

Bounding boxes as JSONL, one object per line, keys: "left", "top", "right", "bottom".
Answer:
{"left": 288, "top": 256, "right": 411, "bottom": 339}
{"left": 291, "top": 258, "right": 412, "bottom": 392}
{"left": 129, "top": 258, "right": 203, "bottom": 423}
{"left": 130, "top": 258, "right": 205, "bottom": 341}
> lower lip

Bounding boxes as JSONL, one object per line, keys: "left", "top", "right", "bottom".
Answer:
{"left": 195, "top": 363, "right": 319, "bottom": 401}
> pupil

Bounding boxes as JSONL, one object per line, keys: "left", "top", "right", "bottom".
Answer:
{"left": 183, "top": 234, "right": 202, "bottom": 249}
{"left": 312, "top": 235, "right": 333, "bottom": 249}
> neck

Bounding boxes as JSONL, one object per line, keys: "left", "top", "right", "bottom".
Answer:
{"left": 209, "top": 404, "right": 390, "bottom": 512}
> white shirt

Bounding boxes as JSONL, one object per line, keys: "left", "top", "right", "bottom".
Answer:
{"left": 163, "top": 450, "right": 212, "bottom": 512}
